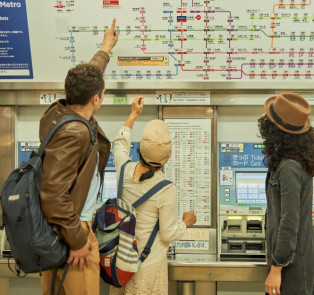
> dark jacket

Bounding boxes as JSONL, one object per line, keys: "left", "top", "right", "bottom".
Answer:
{"left": 266, "top": 159, "right": 314, "bottom": 295}
{"left": 39, "top": 51, "right": 111, "bottom": 250}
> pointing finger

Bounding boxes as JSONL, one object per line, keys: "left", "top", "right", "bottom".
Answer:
{"left": 111, "top": 18, "right": 116, "bottom": 31}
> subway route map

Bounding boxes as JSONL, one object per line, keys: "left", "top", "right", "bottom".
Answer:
{"left": 24, "top": 0, "right": 314, "bottom": 81}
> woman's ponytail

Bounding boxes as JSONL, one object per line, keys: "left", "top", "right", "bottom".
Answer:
{"left": 138, "top": 147, "right": 161, "bottom": 181}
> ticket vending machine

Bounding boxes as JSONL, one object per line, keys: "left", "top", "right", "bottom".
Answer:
{"left": 0, "top": 142, "right": 41, "bottom": 258}
{"left": 0, "top": 141, "right": 141, "bottom": 257}
{"left": 97, "top": 142, "right": 140, "bottom": 206}
{"left": 218, "top": 143, "right": 267, "bottom": 261}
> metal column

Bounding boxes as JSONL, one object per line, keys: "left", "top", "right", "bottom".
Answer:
{"left": 0, "top": 106, "right": 15, "bottom": 227}
{"left": 177, "top": 281, "right": 195, "bottom": 295}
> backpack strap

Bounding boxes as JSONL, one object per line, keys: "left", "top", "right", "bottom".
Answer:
{"left": 132, "top": 180, "right": 172, "bottom": 209}
{"left": 51, "top": 264, "right": 70, "bottom": 295}
{"left": 38, "top": 114, "right": 95, "bottom": 158}
{"left": 139, "top": 220, "right": 160, "bottom": 263}
{"left": 132, "top": 180, "right": 172, "bottom": 263}
{"left": 117, "top": 160, "right": 132, "bottom": 198}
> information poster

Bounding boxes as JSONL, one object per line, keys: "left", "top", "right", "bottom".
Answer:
{"left": 0, "top": 0, "right": 33, "bottom": 79}
{"left": 164, "top": 119, "right": 211, "bottom": 226}
{"left": 155, "top": 91, "right": 210, "bottom": 105}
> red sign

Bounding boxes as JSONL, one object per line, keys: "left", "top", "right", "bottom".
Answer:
{"left": 196, "top": 15, "right": 201, "bottom": 20}
{"left": 103, "top": 0, "right": 119, "bottom": 6}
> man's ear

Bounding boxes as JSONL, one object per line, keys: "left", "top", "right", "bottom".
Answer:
{"left": 90, "top": 94, "right": 99, "bottom": 105}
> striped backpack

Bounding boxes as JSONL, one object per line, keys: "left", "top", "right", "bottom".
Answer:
{"left": 92, "top": 161, "right": 171, "bottom": 287}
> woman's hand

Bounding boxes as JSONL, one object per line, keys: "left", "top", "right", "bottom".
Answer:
{"left": 124, "top": 96, "right": 144, "bottom": 129}
{"left": 131, "top": 96, "right": 144, "bottom": 117}
{"left": 182, "top": 211, "right": 197, "bottom": 228}
{"left": 265, "top": 265, "right": 282, "bottom": 295}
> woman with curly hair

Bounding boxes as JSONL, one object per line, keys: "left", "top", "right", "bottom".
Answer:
{"left": 258, "top": 93, "right": 314, "bottom": 295}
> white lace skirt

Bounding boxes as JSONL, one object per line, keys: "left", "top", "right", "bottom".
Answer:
{"left": 109, "top": 256, "right": 168, "bottom": 295}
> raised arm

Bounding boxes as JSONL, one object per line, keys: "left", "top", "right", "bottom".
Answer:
{"left": 101, "top": 18, "right": 119, "bottom": 54}
{"left": 124, "top": 97, "right": 144, "bottom": 129}
{"left": 89, "top": 18, "right": 119, "bottom": 73}
{"left": 113, "top": 97, "right": 144, "bottom": 174}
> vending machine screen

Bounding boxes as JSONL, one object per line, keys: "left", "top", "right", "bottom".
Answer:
{"left": 235, "top": 172, "right": 267, "bottom": 205}
{"left": 101, "top": 171, "right": 117, "bottom": 202}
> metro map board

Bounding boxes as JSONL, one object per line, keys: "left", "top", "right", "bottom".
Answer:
{"left": 4, "top": 0, "right": 314, "bottom": 82}
{"left": 0, "top": 0, "right": 33, "bottom": 79}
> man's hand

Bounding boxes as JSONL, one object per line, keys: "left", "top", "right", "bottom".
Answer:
{"left": 101, "top": 18, "right": 119, "bottom": 54}
{"left": 67, "top": 239, "right": 93, "bottom": 271}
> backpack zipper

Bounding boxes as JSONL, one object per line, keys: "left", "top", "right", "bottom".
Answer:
{"left": 25, "top": 192, "right": 35, "bottom": 236}
{"left": 15, "top": 166, "right": 31, "bottom": 183}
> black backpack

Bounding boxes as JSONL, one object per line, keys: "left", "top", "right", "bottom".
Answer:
{"left": 0, "top": 114, "right": 94, "bottom": 275}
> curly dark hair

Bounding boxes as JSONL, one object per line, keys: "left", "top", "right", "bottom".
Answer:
{"left": 65, "top": 63, "right": 104, "bottom": 105}
{"left": 258, "top": 115, "right": 314, "bottom": 176}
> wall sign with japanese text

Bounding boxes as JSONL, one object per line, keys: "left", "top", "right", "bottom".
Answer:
{"left": 0, "top": 0, "right": 33, "bottom": 79}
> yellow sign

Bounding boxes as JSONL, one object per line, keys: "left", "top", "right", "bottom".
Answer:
{"left": 117, "top": 56, "right": 169, "bottom": 66}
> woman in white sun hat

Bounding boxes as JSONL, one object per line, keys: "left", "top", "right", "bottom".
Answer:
{"left": 110, "top": 96, "right": 196, "bottom": 295}
{"left": 258, "top": 93, "right": 314, "bottom": 295}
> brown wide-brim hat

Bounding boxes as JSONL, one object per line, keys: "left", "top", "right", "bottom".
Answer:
{"left": 264, "top": 93, "right": 311, "bottom": 134}
{"left": 140, "top": 120, "right": 172, "bottom": 167}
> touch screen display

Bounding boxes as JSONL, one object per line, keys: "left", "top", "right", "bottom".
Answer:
{"left": 101, "top": 171, "right": 117, "bottom": 202}
{"left": 235, "top": 172, "right": 267, "bottom": 204}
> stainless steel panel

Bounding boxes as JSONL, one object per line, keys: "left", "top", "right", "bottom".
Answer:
{"left": 211, "top": 108, "right": 218, "bottom": 229}
{"left": 0, "top": 278, "right": 9, "bottom": 295}
{"left": 169, "top": 265, "right": 267, "bottom": 282}
{"left": 170, "top": 280, "right": 218, "bottom": 295}
{"left": 0, "top": 81, "right": 313, "bottom": 90}
{"left": 0, "top": 91, "right": 40, "bottom": 105}
{"left": 196, "top": 282, "right": 216, "bottom": 295}
{"left": 177, "top": 281, "right": 195, "bottom": 295}
{"left": 0, "top": 107, "right": 15, "bottom": 228}
{"left": 163, "top": 106, "right": 214, "bottom": 119}
{"left": 0, "top": 261, "right": 38, "bottom": 278}
{"left": 0, "top": 89, "right": 313, "bottom": 106}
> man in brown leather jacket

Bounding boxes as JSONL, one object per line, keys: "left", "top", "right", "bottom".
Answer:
{"left": 39, "top": 19, "right": 118, "bottom": 295}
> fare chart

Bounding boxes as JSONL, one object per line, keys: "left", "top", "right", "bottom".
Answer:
{"left": 164, "top": 119, "right": 212, "bottom": 226}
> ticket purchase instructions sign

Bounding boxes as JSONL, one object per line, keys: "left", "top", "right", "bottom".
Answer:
{"left": 0, "top": 0, "right": 33, "bottom": 79}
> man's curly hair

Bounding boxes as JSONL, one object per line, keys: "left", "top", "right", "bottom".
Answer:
{"left": 258, "top": 115, "right": 314, "bottom": 176}
{"left": 65, "top": 63, "right": 104, "bottom": 105}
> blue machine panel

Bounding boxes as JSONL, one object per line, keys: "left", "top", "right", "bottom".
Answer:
{"left": 106, "top": 142, "right": 140, "bottom": 170}
{"left": 17, "top": 142, "right": 39, "bottom": 166}
{"left": 18, "top": 141, "right": 140, "bottom": 170}
{"left": 219, "top": 143, "right": 267, "bottom": 207}
{"left": 101, "top": 142, "right": 140, "bottom": 203}
{"left": 18, "top": 141, "right": 140, "bottom": 204}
